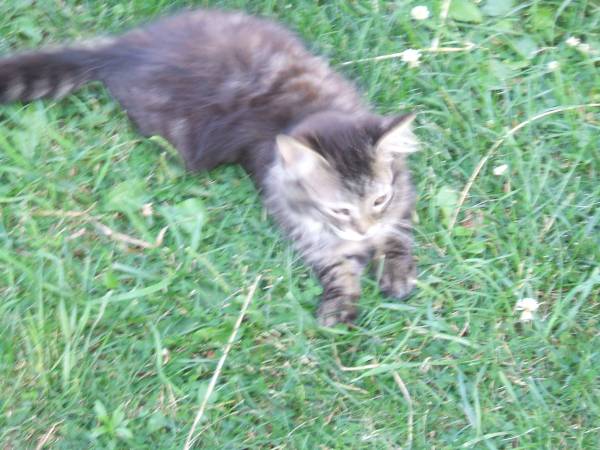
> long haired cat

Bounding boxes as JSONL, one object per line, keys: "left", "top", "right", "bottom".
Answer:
{"left": 0, "top": 9, "right": 418, "bottom": 326}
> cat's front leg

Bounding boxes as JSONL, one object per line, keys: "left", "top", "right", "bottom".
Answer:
{"left": 314, "top": 253, "right": 369, "bottom": 327}
{"left": 377, "top": 235, "right": 416, "bottom": 300}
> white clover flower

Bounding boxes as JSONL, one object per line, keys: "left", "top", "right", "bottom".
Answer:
{"left": 516, "top": 298, "right": 539, "bottom": 322}
{"left": 142, "top": 202, "right": 154, "bottom": 217}
{"left": 401, "top": 48, "right": 422, "bottom": 68}
{"left": 547, "top": 61, "right": 560, "bottom": 71}
{"left": 577, "top": 43, "right": 591, "bottom": 53}
{"left": 493, "top": 164, "right": 508, "bottom": 176}
{"left": 519, "top": 310, "right": 534, "bottom": 322}
{"left": 411, "top": 5, "right": 430, "bottom": 20}
{"left": 566, "top": 36, "right": 581, "bottom": 47}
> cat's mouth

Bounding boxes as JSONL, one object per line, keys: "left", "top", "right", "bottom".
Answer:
{"left": 329, "top": 224, "right": 381, "bottom": 242}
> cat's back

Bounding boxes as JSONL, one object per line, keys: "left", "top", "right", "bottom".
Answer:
{"left": 122, "top": 10, "right": 305, "bottom": 69}
{"left": 107, "top": 9, "right": 361, "bottom": 114}
{"left": 98, "top": 9, "right": 363, "bottom": 172}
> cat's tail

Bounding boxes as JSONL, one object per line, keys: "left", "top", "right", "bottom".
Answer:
{"left": 0, "top": 38, "right": 115, "bottom": 103}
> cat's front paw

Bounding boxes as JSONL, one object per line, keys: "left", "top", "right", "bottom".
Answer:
{"left": 379, "top": 256, "right": 417, "bottom": 300}
{"left": 316, "top": 297, "right": 358, "bottom": 327}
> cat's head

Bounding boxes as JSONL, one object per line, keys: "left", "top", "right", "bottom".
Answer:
{"left": 275, "top": 111, "right": 418, "bottom": 241}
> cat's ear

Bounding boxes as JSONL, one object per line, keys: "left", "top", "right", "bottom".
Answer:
{"left": 276, "top": 135, "right": 330, "bottom": 175}
{"left": 376, "top": 113, "right": 419, "bottom": 156}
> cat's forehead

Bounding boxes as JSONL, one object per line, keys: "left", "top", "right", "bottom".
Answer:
{"left": 298, "top": 115, "right": 384, "bottom": 189}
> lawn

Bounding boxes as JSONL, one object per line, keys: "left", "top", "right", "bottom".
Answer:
{"left": 1, "top": 0, "right": 599, "bottom": 448}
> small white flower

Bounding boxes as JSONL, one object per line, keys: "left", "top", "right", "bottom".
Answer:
{"left": 566, "top": 36, "right": 581, "bottom": 47}
{"left": 401, "top": 48, "right": 422, "bottom": 68}
{"left": 411, "top": 5, "right": 430, "bottom": 20}
{"left": 520, "top": 310, "right": 534, "bottom": 322}
{"left": 577, "top": 43, "right": 591, "bottom": 53}
{"left": 516, "top": 298, "right": 540, "bottom": 322}
{"left": 516, "top": 298, "right": 539, "bottom": 311}
{"left": 493, "top": 164, "right": 508, "bottom": 176}
{"left": 142, "top": 202, "right": 154, "bottom": 217}
{"left": 547, "top": 60, "right": 560, "bottom": 71}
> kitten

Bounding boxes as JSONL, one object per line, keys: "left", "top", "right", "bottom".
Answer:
{"left": 0, "top": 9, "right": 419, "bottom": 326}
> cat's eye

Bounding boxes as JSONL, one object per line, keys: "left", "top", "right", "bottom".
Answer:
{"left": 373, "top": 195, "right": 388, "bottom": 206}
{"left": 331, "top": 207, "right": 351, "bottom": 217}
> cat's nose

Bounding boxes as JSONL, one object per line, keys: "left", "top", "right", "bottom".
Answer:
{"left": 355, "top": 218, "right": 374, "bottom": 234}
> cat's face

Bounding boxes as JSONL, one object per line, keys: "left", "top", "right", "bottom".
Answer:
{"left": 276, "top": 112, "right": 418, "bottom": 241}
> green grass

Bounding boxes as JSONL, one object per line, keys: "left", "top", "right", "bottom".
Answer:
{"left": 1, "top": 0, "right": 599, "bottom": 448}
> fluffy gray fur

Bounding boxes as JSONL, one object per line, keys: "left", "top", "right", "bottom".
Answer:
{"left": 0, "top": 9, "right": 419, "bottom": 326}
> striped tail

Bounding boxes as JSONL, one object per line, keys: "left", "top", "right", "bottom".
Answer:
{"left": 0, "top": 40, "right": 113, "bottom": 103}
